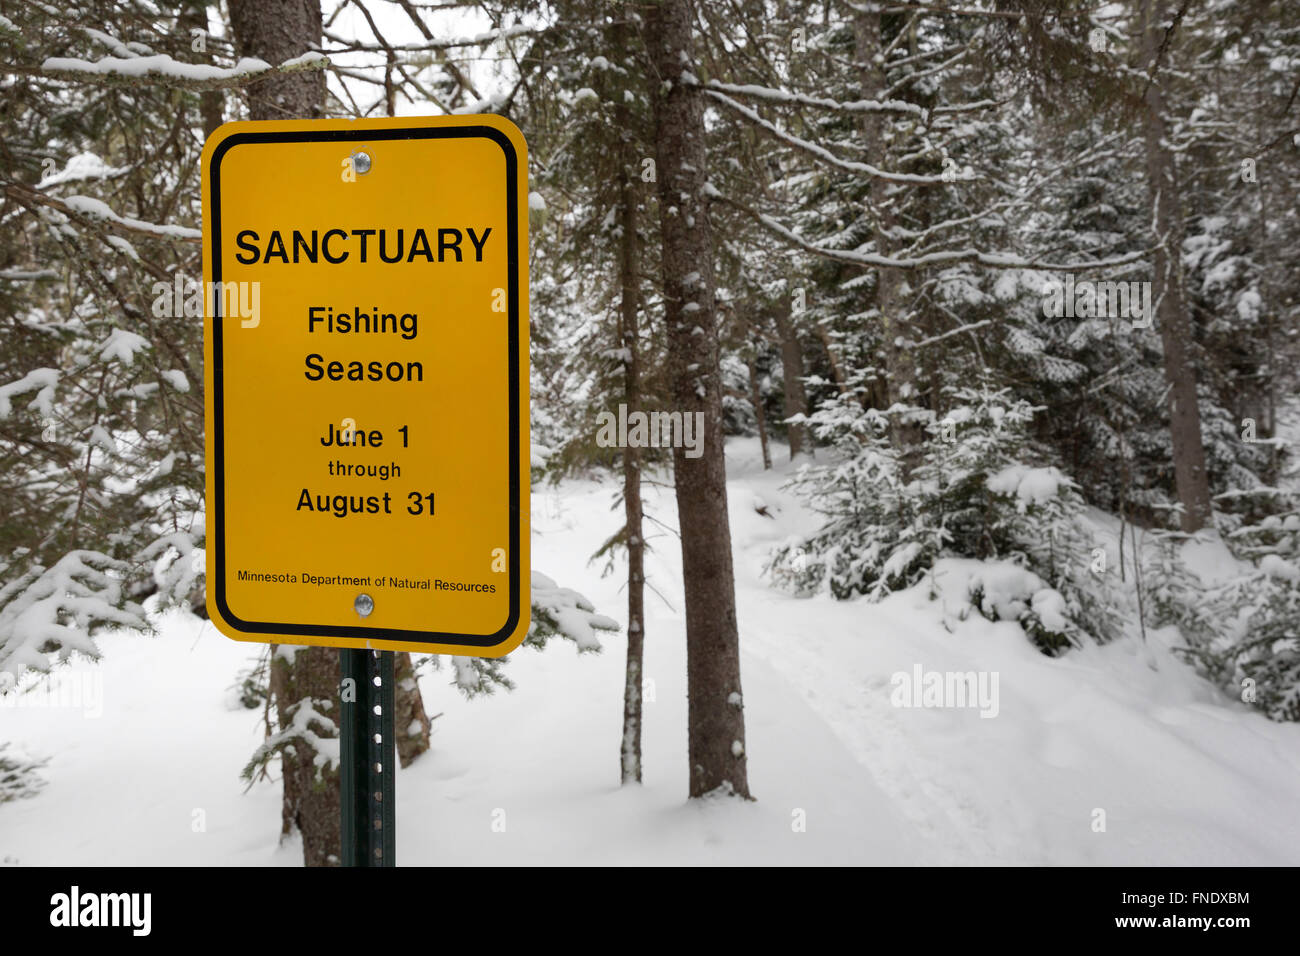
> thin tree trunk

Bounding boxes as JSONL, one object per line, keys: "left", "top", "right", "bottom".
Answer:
{"left": 1118, "top": 423, "right": 1130, "bottom": 584}
{"left": 228, "top": 0, "right": 338, "bottom": 867}
{"left": 616, "top": 52, "right": 646, "bottom": 784}
{"left": 377, "top": 8, "right": 434, "bottom": 768}
{"left": 748, "top": 351, "right": 772, "bottom": 470}
{"left": 1118, "top": 506, "right": 1127, "bottom": 584}
{"left": 646, "top": 0, "right": 751, "bottom": 799}
{"left": 1253, "top": 106, "right": 1278, "bottom": 483}
{"left": 1139, "top": 0, "right": 1212, "bottom": 532}
{"left": 200, "top": 90, "right": 224, "bottom": 140}
{"left": 773, "top": 304, "right": 810, "bottom": 459}
{"left": 1132, "top": 521, "right": 1148, "bottom": 644}
{"left": 816, "top": 323, "right": 849, "bottom": 394}
{"left": 856, "top": 11, "right": 921, "bottom": 459}
{"left": 178, "top": 3, "right": 224, "bottom": 138}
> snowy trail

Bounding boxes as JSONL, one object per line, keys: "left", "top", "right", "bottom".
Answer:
{"left": 736, "top": 587, "right": 1007, "bottom": 862}
{"left": 720, "top": 443, "right": 1035, "bottom": 861}
{"left": 716, "top": 438, "right": 1300, "bottom": 864}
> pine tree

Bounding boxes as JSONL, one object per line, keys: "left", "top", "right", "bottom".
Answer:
{"left": 646, "top": 0, "right": 751, "bottom": 798}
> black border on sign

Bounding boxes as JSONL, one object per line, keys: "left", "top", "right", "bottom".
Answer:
{"left": 209, "top": 126, "right": 521, "bottom": 648}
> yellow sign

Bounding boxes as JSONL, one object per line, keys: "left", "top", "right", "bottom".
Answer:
{"left": 202, "top": 116, "right": 529, "bottom": 656}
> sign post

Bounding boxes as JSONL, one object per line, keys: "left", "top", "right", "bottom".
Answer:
{"left": 339, "top": 648, "right": 395, "bottom": 866}
{"left": 202, "top": 115, "right": 530, "bottom": 866}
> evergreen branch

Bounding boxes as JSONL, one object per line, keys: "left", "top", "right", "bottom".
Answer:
{"left": 701, "top": 78, "right": 1001, "bottom": 119}
{"left": 714, "top": 191, "right": 1151, "bottom": 273}
{"left": 704, "top": 89, "right": 956, "bottom": 185}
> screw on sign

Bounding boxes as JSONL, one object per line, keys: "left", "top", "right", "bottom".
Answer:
{"left": 202, "top": 115, "right": 530, "bottom": 866}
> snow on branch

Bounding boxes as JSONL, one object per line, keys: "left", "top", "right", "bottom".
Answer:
{"left": 424, "top": 570, "right": 617, "bottom": 698}
{"left": 35, "top": 152, "right": 130, "bottom": 191}
{"left": 320, "top": 23, "right": 539, "bottom": 53}
{"left": 33, "top": 51, "right": 329, "bottom": 92}
{"left": 3, "top": 180, "right": 200, "bottom": 243}
{"left": 705, "top": 88, "right": 954, "bottom": 185}
{"left": 0, "top": 551, "right": 145, "bottom": 684}
{"left": 847, "top": 1, "right": 1091, "bottom": 19}
{"left": 528, "top": 571, "right": 619, "bottom": 652}
{"left": 908, "top": 319, "right": 995, "bottom": 350}
{"left": 241, "top": 696, "right": 339, "bottom": 784}
{"left": 0, "top": 368, "right": 58, "bottom": 419}
{"left": 714, "top": 192, "right": 1150, "bottom": 272}
{"left": 138, "top": 531, "right": 203, "bottom": 611}
{"left": 62, "top": 195, "right": 201, "bottom": 240}
{"left": 78, "top": 27, "right": 151, "bottom": 60}
{"left": 701, "top": 78, "right": 999, "bottom": 120}
{"left": 0, "top": 269, "right": 57, "bottom": 281}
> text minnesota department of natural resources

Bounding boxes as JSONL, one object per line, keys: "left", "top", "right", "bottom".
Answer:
{"left": 236, "top": 569, "right": 497, "bottom": 593}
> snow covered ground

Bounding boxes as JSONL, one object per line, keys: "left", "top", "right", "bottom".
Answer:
{"left": 3, "top": 436, "right": 1298, "bottom": 866}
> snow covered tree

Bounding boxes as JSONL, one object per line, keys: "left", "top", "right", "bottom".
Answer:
{"left": 0, "top": 1, "right": 239, "bottom": 713}
{"left": 772, "top": 380, "right": 1119, "bottom": 652}
{"left": 1147, "top": 489, "right": 1300, "bottom": 722}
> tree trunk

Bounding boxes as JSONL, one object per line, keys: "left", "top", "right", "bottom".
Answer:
{"left": 645, "top": 0, "right": 751, "bottom": 799}
{"left": 268, "top": 645, "right": 340, "bottom": 866}
{"left": 616, "top": 58, "right": 646, "bottom": 785}
{"left": 856, "top": 10, "right": 921, "bottom": 459}
{"left": 1140, "top": 0, "right": 1212, "bottom": 532}
{"left": 773, "top": 304, "right": 809, "bottom": 459}
{"left": 178, "top": 3, "right": 224, "bottom": 138}
{"left": 1252, "top": 105, "right": 1278, "bottom": 484}
{"left": 816, "top": 323, "right": 849, "bottom": 394}
{"left": 393, "top": 652, "right": 431, "bottom": 768}
{"left": 228, "top": 0, "right": 325, "bottom": 121}
{"left": 747, "top": 351, "right": 772, "bottom": 470}
{"left": 228, "top": 0, "right": 339, "bottom": 866}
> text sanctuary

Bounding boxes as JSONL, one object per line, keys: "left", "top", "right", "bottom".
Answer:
{"left": 234, "top": 226, "right": 491, "bottom": 265}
